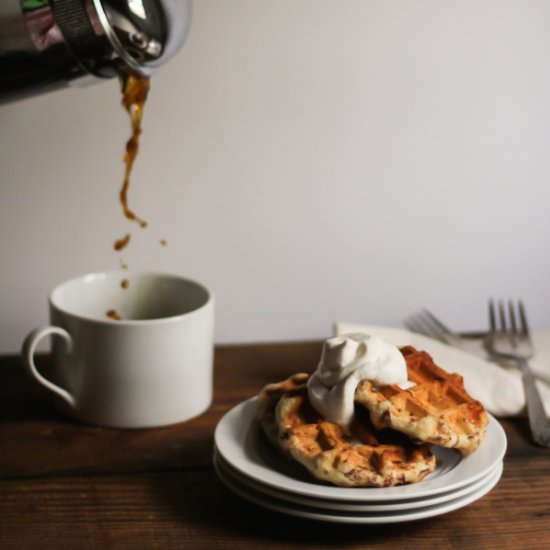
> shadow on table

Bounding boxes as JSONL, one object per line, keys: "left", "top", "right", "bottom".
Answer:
{"left": 0, "top": 354, "right": 218, "bottom": 479}
{"left": 0, "top": 354, "right": 67, "bottom": 423}
{"left": 150, "top": 467, "right": 440, "bottom": 545}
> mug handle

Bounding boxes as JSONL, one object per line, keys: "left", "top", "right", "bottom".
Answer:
{"left": 21, "top": 326, "right": 76, "bottom": 409}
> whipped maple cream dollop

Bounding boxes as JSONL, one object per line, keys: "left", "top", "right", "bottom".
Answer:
{"left": 307, "top": 333, "right": 414, "bottom": 430}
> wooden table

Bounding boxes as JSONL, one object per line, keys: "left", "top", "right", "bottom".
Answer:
{"left": 1, "top": 342, "right": 549, "bottom": 549}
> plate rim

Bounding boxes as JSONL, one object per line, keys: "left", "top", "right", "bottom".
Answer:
{"left": 214, "top": 396, "right": 507, "bottom": 502}
{"left": 214, "top": 450, "right": 503, "bottom": 512}
{"left": 214, "top": 454, "right": 503, "bottom": 524}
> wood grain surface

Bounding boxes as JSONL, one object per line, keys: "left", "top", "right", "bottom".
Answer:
{"left": 1, "top": 343, "right": 549, "bottom": 549}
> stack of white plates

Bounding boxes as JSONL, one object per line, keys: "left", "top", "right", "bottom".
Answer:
{"left": 214, "top": 398, "right": 507, "bottom": 524}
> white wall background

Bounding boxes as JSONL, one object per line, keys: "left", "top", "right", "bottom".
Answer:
{"left": 1, "top": 0, "right": 550, "bottom": 352}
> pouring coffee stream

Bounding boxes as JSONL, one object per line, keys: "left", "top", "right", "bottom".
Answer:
{"left": 108, "top": 71, "right": 152, "bottom": 319}
{"left": 113, "top": 72, "right": 150, "bottom": 255}
{"left": 119, "top": 72, "right": 150, "bottom": 231}
{"left": 114, "top": 72, "right": 168, "bottom": 260}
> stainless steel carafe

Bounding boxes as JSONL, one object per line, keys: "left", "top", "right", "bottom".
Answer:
{"left": 0, "top": 0, "right": 192, "bottom": 103}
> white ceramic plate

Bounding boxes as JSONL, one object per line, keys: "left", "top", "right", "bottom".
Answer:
{"left": 214, "top": 397, "right": 506, "bottom": 502}
{"left": 214, "top": 455, "right": 503, "bottom": 524}
{"left": 214, "top": 450, "right": 503, "bottom": 512}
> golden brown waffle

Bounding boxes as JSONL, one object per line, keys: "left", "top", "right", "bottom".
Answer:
{"left": 257, "top": 375, "right": 436, "bottom": 487}
{"left": 257, "top": 372, "right": 310, "bottom": 449}
{"left": 355, "top": 346, "right": 488, "bottom": 456}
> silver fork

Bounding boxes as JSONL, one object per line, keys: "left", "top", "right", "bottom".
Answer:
{"left": 485, "top": 299, "right": 550, "bottom": 447}
{"left": 404, "top": 309, "right": 464, "bottom": 347}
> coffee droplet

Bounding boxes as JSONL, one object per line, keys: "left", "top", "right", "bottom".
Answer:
{"left": 114, "top": 233, "right": 131, "bottom": 251}
{"left": 121, "top": 279, "right": 129, "bottom": 289}
{"left": 106, "top": 309, "right": 121, "bottom": 320}
{"left": 160, "top": 239, "right": 167, "bottom": 246}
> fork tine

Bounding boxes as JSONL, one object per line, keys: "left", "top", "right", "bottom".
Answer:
{"left": 403, "top": 317, "right": 419, "bottom": 334}
{"left": 498, "top": 300, "right": 507, "bottom": 332}
{"left": 518, "top": 300, "right": 531, "bottom": 337}
{"left": 404, "top": 314, "right": 451, "bottom": 345}
{"left": 507, "top": 300, "right": 519, "bottom": 348}
{"left": 509, "top": 300, "right": 518, "bottom": 335}
{"left": 489, "top": 299, "right": 496, "bottom": 333}
{"left": 417, "top": 311, "right": 442, "bottom": 336}
{"left": 421, "top": 309, "right": 453, "bottom": 335}
{"left": 406, "top": 315, "right": 432, "bottom": 337}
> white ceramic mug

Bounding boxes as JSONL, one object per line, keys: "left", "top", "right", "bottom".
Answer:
{"left": 21, "top": 271, "right": 214, "bottom": 428}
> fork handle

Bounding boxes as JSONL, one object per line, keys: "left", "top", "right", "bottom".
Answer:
{"left": 521, "top": 359, "right": 550, "bottom": 447}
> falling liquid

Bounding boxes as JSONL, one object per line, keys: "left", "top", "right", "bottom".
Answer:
{"left": 106, "top": 309, "right": 121, "bottom": 320}
{"left": 114, "top": 233, "right": 131, "bottom": 251}
{"left": 112, "top": 73, "right": 166, "bottom": 270}
{"left": 119, "top": 72, "right": 150, "bottom": 229}
{"left": 121, "top": 279, "right": 129, "bottom": 289}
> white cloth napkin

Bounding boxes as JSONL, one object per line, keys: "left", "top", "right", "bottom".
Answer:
{"left": 334, "top": 322, "right": 550, "bottom": 418}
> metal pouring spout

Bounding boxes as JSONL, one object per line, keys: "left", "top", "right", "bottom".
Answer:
{"left": 0, "top": 0, "right": 192, "bottom": 103}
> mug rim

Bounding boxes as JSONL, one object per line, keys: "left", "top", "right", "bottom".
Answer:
{"left": 48, "top": 270, "right": 214, "bottom": 326}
